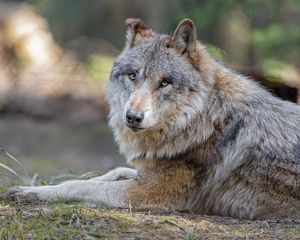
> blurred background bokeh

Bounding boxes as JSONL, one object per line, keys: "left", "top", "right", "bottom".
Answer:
{"left": 0, "top": 0, "right": 299, "bottom": 183}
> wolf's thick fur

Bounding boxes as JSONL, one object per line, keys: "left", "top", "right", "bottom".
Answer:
{"left": 5, "top": 19, "right": 300, "bottom": 220}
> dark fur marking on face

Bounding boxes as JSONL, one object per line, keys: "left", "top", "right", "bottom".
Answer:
{"left": 189, "top": 86, "right": 198, "bottom": 93}
{"left": 173, "top": 82, "right": 185, "bottom": 94}
{"left": 163, "top": 94, "right": 171, "bottom": 101}
{"left": 112, "top": 62, "right": 137, "bottom": 79}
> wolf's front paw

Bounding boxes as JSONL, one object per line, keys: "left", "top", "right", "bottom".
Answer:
{"left": 4, "top": 187, "right": 40, "bottom": 203}
{"left": 4, "top": 185, "right": 59, "bottom": 203}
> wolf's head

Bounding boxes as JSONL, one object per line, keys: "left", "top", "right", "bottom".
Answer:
{"left": 107, "top": 19, "right": 216, "bottom": 161}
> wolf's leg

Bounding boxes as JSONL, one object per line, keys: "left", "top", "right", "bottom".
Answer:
{"left": 90, "top": 167, "right": 137, "bottom": 181}
{"left": 5, "top": 173, "right": 192, "bottom": 211}
{"left": 5, "top": 179, "right": 134, "bottom": 208}
{"left": 5, "top": 162, "right": 195, "bottom": 210}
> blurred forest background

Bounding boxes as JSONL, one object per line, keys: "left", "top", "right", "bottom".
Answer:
{"left": 0, "top": 0, "right": 299, "bottom": 183}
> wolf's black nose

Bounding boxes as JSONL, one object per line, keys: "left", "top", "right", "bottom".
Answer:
{"left": 126, "top": 110, "right": 144, "bottom": 128}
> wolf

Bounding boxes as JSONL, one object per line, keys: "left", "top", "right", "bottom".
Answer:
{"left": 5, "top": 18, "right": 300, "bottom": 220}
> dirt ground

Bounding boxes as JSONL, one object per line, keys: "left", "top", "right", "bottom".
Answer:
{"left": 1, "top": 193, "right": 300, "bottom": 240}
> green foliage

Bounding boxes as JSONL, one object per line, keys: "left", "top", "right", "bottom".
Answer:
{"left": 252, "top": 24, "right": 300, "bottom": 63}
{"left": 87, "top": 55, "right": 114, "bottom": 83}
{"left": 206, "top": 44, "right": 228, "bottom": 63}
{"left": 25, "top": 0, "right": 300, "bottom": 72}
{"left": 262, "top": 59, "right": 295, "bottom": 77}
{"left": 156, "top": 0, "right": 238, "bottom": 45}
{"left": 0, "top": 100, "right": 6, "bottom": 112}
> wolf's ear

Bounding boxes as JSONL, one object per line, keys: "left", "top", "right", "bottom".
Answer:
{"left": 170, "top": 19, "right": 197, "bottom": 54}
{"left": 125, "top": 18, "right": 154, "bottom": 47}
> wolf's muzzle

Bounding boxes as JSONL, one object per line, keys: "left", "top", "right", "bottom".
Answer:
{"left": 126, "top": 110, "right": 144, "bottom": 131}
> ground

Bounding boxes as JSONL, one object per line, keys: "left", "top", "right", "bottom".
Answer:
{"left": 1, "top": 186, "right": 300, "bottom": 239}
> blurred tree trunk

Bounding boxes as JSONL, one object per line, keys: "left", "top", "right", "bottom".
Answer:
{"left": 0, "top": 3, "right": 93, "bottom": 99}
{"left": 0, "top": 3, "right": 61, "bottom": 70}
{"left": 217, "top": 9, "right": 251, "bottom": 67}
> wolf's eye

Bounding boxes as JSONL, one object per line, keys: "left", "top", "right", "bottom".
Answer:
{"left": 128, "top": 73, "right": 136, "bottom": 81}
{"left": 160, "top": 78, "right": 171, "bottom": 88}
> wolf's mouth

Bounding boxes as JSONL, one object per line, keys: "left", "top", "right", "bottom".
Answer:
{"left": 126, "top": 125, "right": 146, "bottom": 133}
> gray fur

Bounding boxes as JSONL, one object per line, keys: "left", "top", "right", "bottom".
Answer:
{"left": 107, "top": 19, "right": 300, "bottom": 219}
